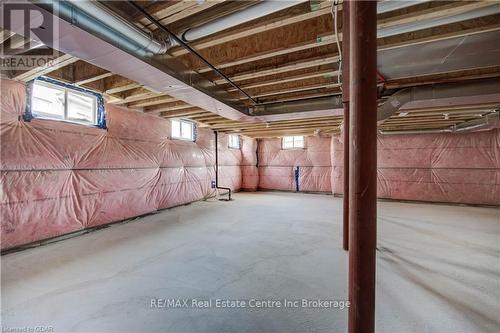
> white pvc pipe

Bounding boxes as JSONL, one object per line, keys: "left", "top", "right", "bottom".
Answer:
{"left": 377, "top": 1, "right": 430, "bottom": 14}
{"left": 182, "top": 0, "right": 307, "bottom": 42}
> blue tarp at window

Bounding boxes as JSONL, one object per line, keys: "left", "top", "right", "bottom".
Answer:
{"left": 24, "top": 76, "right": 106, "bottom": 129}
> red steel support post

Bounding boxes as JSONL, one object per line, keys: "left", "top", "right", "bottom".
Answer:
{"left": 348, "top": 1, "right": 378, "bottom": 333}
{"left": 342, "top": 0, "right": 350, "bottom": 252}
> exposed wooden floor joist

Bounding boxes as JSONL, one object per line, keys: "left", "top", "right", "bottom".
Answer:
{"left": 2, "top": 0, "right": 498, "bottom": 137}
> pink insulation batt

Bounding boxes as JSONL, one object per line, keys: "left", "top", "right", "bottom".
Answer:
{"left": 2, "top": 78, "right": 499, "bottom": 250}
{"left": 241, "top": 138, "right": 259, "bottom": 191}
{"left": 257, "top": 136, "right": 332, "bottom": 192}
{"left": 331, "top": 131, "right": 500, "bottom": 205}
{"left": 0, "top": 79, "right": 254, "bottom": 249}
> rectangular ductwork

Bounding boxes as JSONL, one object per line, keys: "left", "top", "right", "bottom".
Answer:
{"left": 2, "top": 0, "right": 255, "bottom": 120}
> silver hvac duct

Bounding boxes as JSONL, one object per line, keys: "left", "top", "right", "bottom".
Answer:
{"left": 28, "top": 0, "right": 251, "bottom": 115}
{"left": 32, "top": 0, "right": 170, "bottom": 56}
{"left": 377, "top": 78, "right": 500, "bottom": 124}
{"left": 454, "top": 111, "right": 500, "bottom": 132}
{"left": 379, "top": 111, "right": 500, "bottom": 135}
{"left": 181, "top": 0, "right": 307, "bottom": 42}
{"left": 250, "top": 95, "right": 343, "bottom": 115}
{"left": 379, "top": 129, "right": 452, "bottom": 135}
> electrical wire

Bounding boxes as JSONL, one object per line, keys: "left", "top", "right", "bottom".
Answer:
{"left": 332, "top": 0, "right": 342, "bottom": 91}
{"left": 128, "top": 1, "right": 257, "bottom": 105}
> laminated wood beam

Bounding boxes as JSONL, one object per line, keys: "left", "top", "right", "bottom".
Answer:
{"left": 170, "top": 1, "right": 334, "bottom": 56}
{"left": 377, "top": 1, "right": 494, "bottom": 30}
{"left": 160, "top": 109, "right": 207, "bottom": 118}
{"left": 213, "top": 56, "right": 339, "bottom": 84}
{"left": 127, "top": 96, "right": 178, "bottom": 109}
{"left": 13, "top": 54, "right": 78, "bottom": 82}
{"left": 226, "top": 69, "right": 337, "bottom": 92}
{"left": 238, "top": 83, "right": 340, "bottom": 99}
{"left": 144, "top": 100, "right": 193, "bottom": 113}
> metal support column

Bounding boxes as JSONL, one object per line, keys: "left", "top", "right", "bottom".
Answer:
{"left": 342, "top": 0, "right": 350, "bottom": 252}
{"left": 348, "top": 1, "right": 378, "bottom": 332}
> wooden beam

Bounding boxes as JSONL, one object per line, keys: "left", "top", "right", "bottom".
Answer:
{"left": 139, "top": 1, "right": 197, "bottom": 28}
{"left": 160, "top": 108, "right": 207, "bottom": 118}
{"left": 235, "top": 125, "right": 340, "bottom": 136}
{"left": 112, "top": 88, "right": 162, "bottom": 105}
{"left": 256, "top": 90, "right": 340, "bottom": 104}
{"left": 216, "top": 18, "right": 500, "bottom": 89}
{"left": 13, "top": 54, "right": 78, "bottom": 82}
{"left": 75, "top": 72, "right": 113, "bottom": 85}
{"left": 0, "top": 29, "right": 15, "bottom": 44}
{"left": 4, "top": 34, "right": 28, "bottom": 50}
{"left": 183, "top": 112, "right": 217, "bottom": 119}
{"left": 384, "top": 66, "right": 500, "bottom": 89}
{"left": 403, "top": 105, "right": 498, "bottom": 114}
{"left": 170, "top": 1, "right": 333, "bottom": 56}
{"left": 380, "top": 123, "right": 454, "bottom": 130}
{"left": 226, "top": 69, "right": 336, "bottom": 92}
{"left": 214, "top": 55, "right": 339, "bottom": 84}
{"left": 238, "top": 123, "right": 341, "bottom": 132}
{"left": 378, "top": 1, "right": 494, "bottom": 30}
{"left": 384, "top": 116, "right": 485, "bottom": 123}
{"left": 381, "top": 121, "right": 460, "bottom": 127}
{"left": 241, "top": 83, "right": 340, "bottom": 99}
{"left": 388, "top": 113, "right": 489, "bottom": 120}
{"left": 150, "top": 104, "right": 195, "bottom": 114}
{"left": 210, "top": 117, "right": 343, "bottom": 129}
{"left": 378, "top": 15, "right": 500, "bottom": 51}
{"left": 132, "top": 1, "right": 183, "bottom": 20}
{"left": 244, "top": 130, "right": 339, "bottom": 139}
{"left": 209, "top": 115, "right": 342, "bottom": 125}
{"left": 383, "top": 119, "right": 473, "bottom": 126}
{"left": 170, "top": 0, "right": 266, "bottom": 32}
{"left": 203, "top": 119, "right": 256, "bottom": 126}
{"left": 213, "top": 120, "right": 342, "bottom": 132}
{"left": 189, "top": 114, "right": 224, "bottom": 121}
{"left": 105, "top": 82, "right": 141, "bottom": 95}
{"left": 144, "top": 100, "right": 193, "bottom": 113}
{"left": 127, "top": 95, "right": 178, "bottom": 109}
{"left": 197, "top": 34, "right": 339, "bottom": 73}
{"left": 148, "top": 0, "right": 224, "bottom": 29}
{"left": 193, "top": 14, "right": 500, "bottom": 75}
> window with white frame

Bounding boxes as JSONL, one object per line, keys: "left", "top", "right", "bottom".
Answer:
{"left": 282, "top": 135, "right": 305, "bottom": 149}
{"left": 171, "top": 119, "right": 195, "bottom": 141}
{"left": 228, "top": 134, "right": 240, "bottom": 149}
{"left": 31, "top": 80, "right": 98, "bottom": 125}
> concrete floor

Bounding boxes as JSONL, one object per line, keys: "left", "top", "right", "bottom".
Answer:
{"left": 1, "top": 192, "right": 499, "bottom": 333}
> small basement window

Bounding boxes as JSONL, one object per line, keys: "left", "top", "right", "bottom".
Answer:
{"left": 30, "top": 79, "right": 98, "bottom": 126}
{"left": 282, "top": 135, "right": 305, "bottom": 149}
{"left": 171, "top": 119, "right": 195, "bottom": 141}
{"left": 228, "top": 134, "right": 240, "bottom": 149}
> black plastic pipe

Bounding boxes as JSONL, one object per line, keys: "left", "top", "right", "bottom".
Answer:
{"left": 342, "top": 0, "right": 351, "bottom": 252}
{"left": 214, "top": 131, "right": 232, "bottom": 201}
{"left": 128, "top": 1, "right": 257, "bottom": 105}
